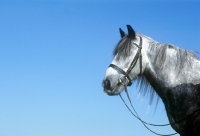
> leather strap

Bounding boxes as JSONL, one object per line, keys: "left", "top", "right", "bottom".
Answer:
{"left": 109, "top": 64, "right": 132, "bottom": 85}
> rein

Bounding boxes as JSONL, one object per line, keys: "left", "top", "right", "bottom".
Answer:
{"left": 108, "top": 36, "right": 200, "bottom": 136}
{"left": 119, "top": 84, "right": 200, "bottom": 136}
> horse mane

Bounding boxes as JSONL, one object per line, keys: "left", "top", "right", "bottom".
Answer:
{"left": 113, "top": 32, "right": 199, "bottom": 108}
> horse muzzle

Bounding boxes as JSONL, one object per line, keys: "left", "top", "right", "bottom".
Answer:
{"left": 102, "top": 78, "right": 127, "bottom": 95}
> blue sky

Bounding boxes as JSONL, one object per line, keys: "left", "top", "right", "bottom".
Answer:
{"left": 0, "top": 1, "right": 199, "bottom": 136}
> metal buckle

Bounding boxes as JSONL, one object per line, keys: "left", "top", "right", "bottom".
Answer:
{"left": 118, "top": 77, "right": 132, "bottom": 86}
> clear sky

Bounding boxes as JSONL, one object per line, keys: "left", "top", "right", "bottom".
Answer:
{"left": 0, "top": 0, "right": 200, "bottom": 136}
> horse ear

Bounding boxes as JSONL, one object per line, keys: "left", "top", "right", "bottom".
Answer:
{"left": 119, "top": 28, "right": 126, "bottom": 38}
{"left": 127, "top": 25, "right": 136, "bottom": 39}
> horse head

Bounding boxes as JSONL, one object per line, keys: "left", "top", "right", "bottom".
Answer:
{"left": 102, "top": 25, "right": 148, "bottom": 95}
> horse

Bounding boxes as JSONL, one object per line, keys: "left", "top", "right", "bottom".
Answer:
{"left": 102, "top": 25, "right": 200, "bottom": 136}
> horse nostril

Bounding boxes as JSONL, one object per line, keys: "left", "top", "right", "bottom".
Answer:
{"left": 103, "top": 80, "right": 111, "bottom": 90}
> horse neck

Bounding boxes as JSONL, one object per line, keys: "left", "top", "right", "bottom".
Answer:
{"left": 142, "top": 41, "right": 200, "bottom": 99}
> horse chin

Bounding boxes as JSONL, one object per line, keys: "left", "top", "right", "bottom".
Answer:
{"left": 104, "top": 85, "right": 124, "bottom": 96}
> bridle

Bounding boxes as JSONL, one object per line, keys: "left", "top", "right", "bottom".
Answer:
{"left": 109, "top": 36, "right": 143, "bottom": 88}
{"left": 108, "top": 36, "right": 200, "bottom": 136}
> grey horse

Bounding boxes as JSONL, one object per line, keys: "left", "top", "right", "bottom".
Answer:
{"left": 102, "top": 25, "right": 200, "bottom": 136}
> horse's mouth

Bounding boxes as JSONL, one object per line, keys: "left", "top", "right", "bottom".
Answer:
{"left": 102, "top": 80, "right": 124, "bottom": 96}
{"left": 103, "top": 85, "right": 122, "bottom": 96}
{"left": 104, "top": 89, "right": 117, "bottom": 96}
